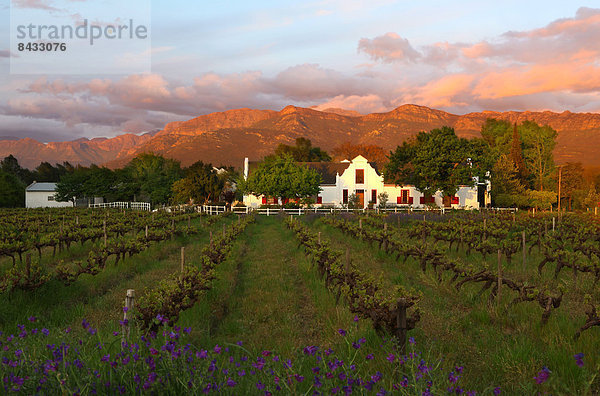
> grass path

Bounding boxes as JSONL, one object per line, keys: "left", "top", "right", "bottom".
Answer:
{"left": 179, "top": 216, "right": 375, "bottom": 355}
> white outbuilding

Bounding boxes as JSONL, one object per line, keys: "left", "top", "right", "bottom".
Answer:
{"left": 25, "top": 182, "right": 73, "bottom": 208}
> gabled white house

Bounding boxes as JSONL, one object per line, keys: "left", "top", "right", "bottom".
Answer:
{"left": 243, "top": 155, "right": 490, "bottom": 209}
{"left": 25, "top": 182, "right": 73, "bottom": 208}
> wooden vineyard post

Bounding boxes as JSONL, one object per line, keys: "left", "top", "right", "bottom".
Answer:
{"left": 483, "top": 218, "right": 487, "bottom": 241}
{"left": 345, "top": 248, "right": 350, "bottom": 280}
{"left": 522, "top": 231, "right": 526, "bottom": 271}
{"left": 122, "top": 289, "right": 135, "bottom": 343}
{"left": 552, "top": 217, "right": 555, "bottom": 232}
{"left": 595, "top": 207, "right": 598, "bottom": 216}
{"left": 25, "top": 254, "right": 31, "bottom": 280}
{"left": 145, "top": 225, "right": 148, "bottom": 238}
{"left": 181, "top": 247, "right": 185, "bottom": 272}
{"left": 103, "top": 220, "right": 107, "bottom": 247}
{"left": 359, "top": 219, "right": 362, "bottom": 229}
{"left": 318, "top": 232, "right": 321, "bottom": 245}
{"left": 76, "top": 216, "right": 79, "bottom": 225}
{"left": 497, "top": 249, "right": 502, "bottom": 307}
{"left": 396, "top": 299, "right": 408, "bottom": 354}
{"left": 383, "top": 222, "right": 388, "bottom": 251}
{"left": 188, "top": 216, "right": 191, "bottom": 229}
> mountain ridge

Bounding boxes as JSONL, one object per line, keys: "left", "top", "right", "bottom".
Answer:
{"left": 2, "top": 104, "right": 600, "bottom": 169}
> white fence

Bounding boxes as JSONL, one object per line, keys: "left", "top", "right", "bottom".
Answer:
{"left": 89, "top": 202, "right": 151, "bottom": 211}
{"left": 203, "top": 205, "right": 518, "bottom": 216}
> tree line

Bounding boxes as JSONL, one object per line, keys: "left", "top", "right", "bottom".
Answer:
{"left": 2, "top": 121, "right": 599, "bottom": 210}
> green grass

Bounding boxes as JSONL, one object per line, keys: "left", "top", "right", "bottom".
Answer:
{"left": 304, "top": 215, "right": 600, "bottom": 393}
{"left": 178, "top": 215, "right": 376, "bottom": 355}
{"left": 2, "top": 211, "right": 599, "bottom": 394}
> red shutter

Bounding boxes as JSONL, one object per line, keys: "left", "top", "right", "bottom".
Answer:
{"left": 397, "top": 197, "right": 402, "bottom": 204}
{"left": 429, "top": 196, "right": 435, "bottom": 203}
{"left": 452, "top": 196, "right": 459, "bottom": 205}
{"left": 273, "top": 197, "right": 278, "bottom": 204}
{"left": 262, "top": 197, "right": 267, "bottom": 204}
{"left": 408, "top": 197, "right": 414, "bottom": 204}
{"left": 420, "top": 197, "right": 424, "bottom": 204}
{"left": 317, "top": 196, "right": 323, "bottom": 204}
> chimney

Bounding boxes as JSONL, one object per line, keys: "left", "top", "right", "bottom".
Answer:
{"left": 244, "top": 157, "right": 249, "bottom": 180}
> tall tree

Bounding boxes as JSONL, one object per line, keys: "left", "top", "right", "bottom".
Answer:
{"left": 520, "top": 121, "right": 557, "bottom": 191}
{"left": 559, "top": 162, "right": 584, "bottom": 210}
{"left": 510, "top": 123, "right": 529, "bottom": 183}
{"left": 242, "top": 155, "right": 321, "bottom": 201}
{"left": 0, "top": 170, "right": 25, "bottom": 208}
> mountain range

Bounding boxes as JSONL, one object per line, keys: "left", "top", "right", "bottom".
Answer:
{"left": 2, "top": 104, "right": 600, "bottom": 170}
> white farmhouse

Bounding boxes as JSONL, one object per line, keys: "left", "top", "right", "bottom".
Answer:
{"left": 243, "top": 155, "right": 490, "bottom": 209}
{"left": 25, "top": 182, "right": 73, "bottom": 209}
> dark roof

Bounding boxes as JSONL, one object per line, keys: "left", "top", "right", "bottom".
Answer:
{"left": 26, "top": 182, "right": 57, "bottom": 192}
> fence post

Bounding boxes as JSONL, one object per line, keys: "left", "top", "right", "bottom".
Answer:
{"left": 122, "top": 289, "right": 135, "bottom": 343}
{"left": 552, "top": 217, "right": 555, "bottom": 232}
{"left": 595, "top": 207, "right": 598, "bottom": 216}
{"left": 267, "top": 207, "right": 270, "bottom": 216}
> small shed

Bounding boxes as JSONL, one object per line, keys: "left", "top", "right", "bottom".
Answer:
{"left": 25, "top": 182, "right": 73, "bottom": 208}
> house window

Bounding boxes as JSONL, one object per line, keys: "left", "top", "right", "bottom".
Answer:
{"left": 371, "top": 189, "right": 377, "bottom": 203}
{"left": 355, "top": 169, "right": 364, "bottom": 184}
{"left": 401, "top": 189, "right": 409, "bottom": 204}
{"left": 343, "top": 189, "right": 348, "bottom": 204}
{"left": 48, "top": 195, "right": 55, "bottom": 201}
{"left": 317, "top": 196, "right": 323, "bottom": 204}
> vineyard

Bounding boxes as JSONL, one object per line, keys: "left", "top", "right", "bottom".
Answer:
{"left": 0, "top": 207, "right": 599, "bottom": 394}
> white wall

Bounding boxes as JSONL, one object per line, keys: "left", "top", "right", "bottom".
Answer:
{"left": 26, "top": 192, "right": 73, "bottom": 208}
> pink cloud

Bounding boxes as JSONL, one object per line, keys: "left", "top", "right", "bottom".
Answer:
{"left": 358, "top": 33, "right": 420, "bottom": 63}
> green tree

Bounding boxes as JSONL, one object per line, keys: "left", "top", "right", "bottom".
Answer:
{"left": 125, "top": 153, "right": 183, "bottom": 205}
{"left": 274, "top": 137, "right": 331, "bottom": 162}
{"left": 520, "top": 121, "right": 557, "bottom": 191}
{"left": 559, "top": 162, "right": 584, "bottom": 210}
{"left": 385, "top": 126, "right": 490, "bottom": 197}
{"left": 172, "top": 161, "right": 224, "bottom": 204}
{"left": 491, "top": 154, "right": 526, "bottom": 207}
{"left": 510, "top": 123, "right": 530, "bottom": 183}
{"left": 55, "top": 167, "right": 90, "bottom": 204}
{"left": 0, "top": 169, "right": 25, "bottom": 207}
{"left": 242, "top": 155, "right": 321, "bottom": 201}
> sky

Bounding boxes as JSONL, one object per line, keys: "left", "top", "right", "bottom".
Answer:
{"left": 1, "top": 0, "right": 600, "bottom": 142}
